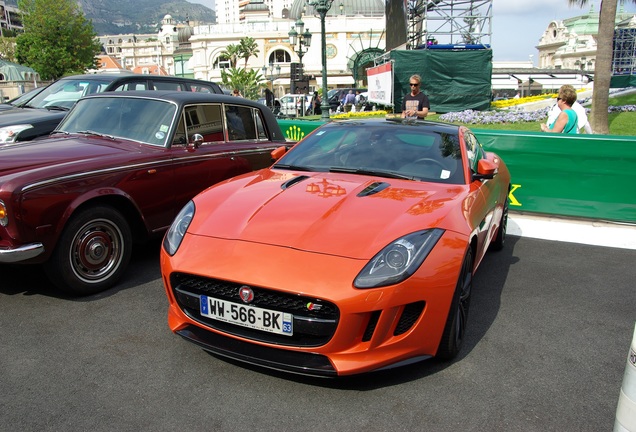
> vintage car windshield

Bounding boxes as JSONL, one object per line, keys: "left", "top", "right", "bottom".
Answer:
{"left": 274, "top": 123, "right": 465, "bottom": 184}
{"left": 56, "top": 97, "right": 177, "bottom": 147}
{"left": 24, "top": 78, "right": 113, "bottom": 111}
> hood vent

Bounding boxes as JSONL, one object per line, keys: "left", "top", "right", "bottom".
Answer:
{"left": 281, "top": 175, "right": 310, "bottom": 190}
{"left": 357, "top": 181, "right": 390, "bottom": 197}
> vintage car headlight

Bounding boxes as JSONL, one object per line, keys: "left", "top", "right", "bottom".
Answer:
{"left": 163, "top": 201, "right": 195, "bottom": 256}
{"left": 354, "top": 229, "right": 444, "bottom": 289}
{"left": 0, "top": 200, "right": 8, "bottom": 226}
{"left": 0, "top": 124, "right": 33, "bottom": 143}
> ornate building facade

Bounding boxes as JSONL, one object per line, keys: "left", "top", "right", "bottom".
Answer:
{"left": 536, "top": 5, "right": 636, "bottom": 71}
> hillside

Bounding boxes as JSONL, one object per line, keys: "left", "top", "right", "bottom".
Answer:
{"left": 9, "top": 0, "right": 216, "bottom": 35}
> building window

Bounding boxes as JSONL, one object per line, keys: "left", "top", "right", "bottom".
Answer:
{"left": 213, "top": 55, "right": 231, "bottom": 69}
{"left": 268, "top": 49, "right": 291, "bottom": 64}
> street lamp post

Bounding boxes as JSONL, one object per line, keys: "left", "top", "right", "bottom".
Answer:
{"left": 307, "top": 0, "right": 334, "bottom": 121}
{"left": 288, "top": 18, "right": 312, "bottom": 94}
{"left": 262, "top": 62, "right": 281, "bottom": 110}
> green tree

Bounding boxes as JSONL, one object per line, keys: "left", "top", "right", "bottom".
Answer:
{"left": 221, "top": 43, "right": 241, "bottom": 68}
{"left": 0, "top": 37, "right": 17, "bottom": 62}
{"left": 220, "top": 67, "right": 265, "bottom": 100}
{"left": 15, "top": 0, "right": 101, "bottom": 80}
{"left": 568, "top": 0, "right": 636, "bottom": 134}
{"left": 238, "top": 36, "right": 260, "bottom": 68}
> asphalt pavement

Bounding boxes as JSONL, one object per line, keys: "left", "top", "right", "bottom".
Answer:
{"left": 1, "top": 223, "right": 635, "bottom": 431}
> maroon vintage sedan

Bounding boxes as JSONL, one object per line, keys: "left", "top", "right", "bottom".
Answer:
{"left": 0, "top": 91, "right": 288, "bottom": 295}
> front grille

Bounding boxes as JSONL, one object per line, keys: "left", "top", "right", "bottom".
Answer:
{"left": 394, "top": 301, "right": 425, "bottom": 336}
{"left": 170, "top": 272, "right": 339, "bottom": 347}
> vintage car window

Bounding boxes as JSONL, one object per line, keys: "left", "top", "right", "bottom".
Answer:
{"left": 152, "top": 81, "right": 186, "bottom": 91}
{"left": 189, "top": 84, "right": 214, "bottom": 93}
{"left": 224, "top": 104, "right": 257, "bottom": 141}
{"left": 172, "top": 114, "right": 187, "bottom": 146}
{"left": 254, "top": 109, "right": 268, "bottom": 140}
{"left": 184, "top": 104, "right": 224, "bottom": 143}
{"left": 26, "top": 79, "right": 111, "bottom": 110}
{"left": 57, "top": 97, "right": 177, "bottom": 147}
{"left": 112, "top": 81, "right": 151, "bottom": 91}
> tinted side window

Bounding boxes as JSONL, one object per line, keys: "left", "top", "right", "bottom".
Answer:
{"left": 255, "top": 109, "right": 268, "bottom": 140}
{"left": 224, "top": 105, "right": 257, "bottom": 141}
{"left": 463, "top": 131, "right": 483, "bottom": 172}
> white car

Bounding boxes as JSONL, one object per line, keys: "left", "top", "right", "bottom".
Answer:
{"left": 278, "top": 93, "right": 313, "bottom": 117}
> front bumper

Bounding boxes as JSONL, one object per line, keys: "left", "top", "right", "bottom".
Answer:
{"left": 0, "top": 242, "right": 44, "bottom": 263}
{"left": 177, "top": 324, "right": 338, "bottom": 377}
{"left": 161, "top": 231, "right": 467, "bottom": 376}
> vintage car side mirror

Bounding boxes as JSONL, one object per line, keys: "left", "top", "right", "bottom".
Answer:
{"left": 472, "top": 159, "right": 497, "bottom": 181}
{"left": 187, "top": 134, "right": 204, "bottom": 151}
{"left": 271, "top": 146, "right": 287, "bottom": 161}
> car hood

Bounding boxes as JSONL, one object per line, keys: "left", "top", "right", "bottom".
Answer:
{"left": 0, "top": 136, "right": 148, "bottom": 181}
{"left": 0, "top": 107, "right": 66, "bottom": 125}
{"left": 188, "top": 169, "right": 470, "bottom": 259}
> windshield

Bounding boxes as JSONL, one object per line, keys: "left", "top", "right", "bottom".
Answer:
{"left": 56, "top": 97, "right": 177, "bottom": 147}
{"left": 25, "top": 78, "right": 112, "bottom": 110}
{"left": 274, "top": 122, "right": 465, "bottom": 184}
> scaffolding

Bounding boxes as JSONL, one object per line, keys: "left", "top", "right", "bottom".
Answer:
{"left": 612, "top": 28, "right": 636, "bottom": 75}
{"left": 407, "top": 0, "right": 492, "bottom": 50}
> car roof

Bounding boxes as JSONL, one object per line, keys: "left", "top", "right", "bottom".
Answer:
{"left": 80, "top": 90, "right": 264, "bottom": 107}
{"left": 58, "top": 73, "right": 220, "bottom": 86}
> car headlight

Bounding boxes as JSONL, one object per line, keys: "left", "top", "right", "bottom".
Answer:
{"left": 354, "top": 229, "right": 444, "bottom": 289}
{"left": 163, "top": 201, "right": 195, "bottom": 256}
{"left": 0, "top": 124, "right": 33, "bottom": 143}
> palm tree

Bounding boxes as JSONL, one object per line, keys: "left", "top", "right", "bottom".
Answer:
{"left": 238, "top": 37, "right": 260, "bottom": 68}
{"left": 221, "top": 44, "right": 241, "bottom": 68}
{"left": 568, "top": 0, "right": 636, "bottom": 134}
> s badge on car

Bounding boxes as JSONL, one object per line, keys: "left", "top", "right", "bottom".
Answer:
{"left": 239, "top": 286, "right": 254, "bottom": 303}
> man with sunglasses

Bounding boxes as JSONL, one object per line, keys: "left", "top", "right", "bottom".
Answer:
{"left": 401, "top": 74, "right": 430, "bottom": 119}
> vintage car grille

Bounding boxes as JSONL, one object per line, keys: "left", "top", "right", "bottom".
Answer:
{"left": 170, "top": 272, "right": 339, "bottom": 347}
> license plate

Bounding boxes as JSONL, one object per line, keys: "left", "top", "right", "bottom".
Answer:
{"left": 200, "top": 295, "right": 293, "bottom": 336}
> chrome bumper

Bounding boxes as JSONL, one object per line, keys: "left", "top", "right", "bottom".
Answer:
{"left": 0, "top": 243, "right": 44, "bottom": 263}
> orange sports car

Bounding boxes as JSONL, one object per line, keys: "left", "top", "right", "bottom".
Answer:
{"left": 161, "top": 118, "right": 511, "bottom": 377}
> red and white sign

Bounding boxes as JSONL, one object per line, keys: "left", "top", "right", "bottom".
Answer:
{"left": 366, "top": 62, "right": 393, "bottom": 106}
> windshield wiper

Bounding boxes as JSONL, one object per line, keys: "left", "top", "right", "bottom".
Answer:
{"left": 76, "top": 130, "right": 115, "bottom": 139}
{"left": 50, "top": 130, "right": 69, "bottom": 136}
{"left": 272, "top": 163, "right": 319, "bottom": 172}
{"left": 329, "top": 166, "right": 415, "bottom": 180}
{"left": 44, "top": 105, "right": 70, "bottom": 111}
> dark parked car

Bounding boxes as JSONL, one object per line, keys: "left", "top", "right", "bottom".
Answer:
{"left": 0, "top": 86, "right": 46, "bottom": 112}
{"left": 0, "top": 73, "right": 223, "bottom": 145}
{"left": 0, "top": 91, "right": 287, "bottom": 295}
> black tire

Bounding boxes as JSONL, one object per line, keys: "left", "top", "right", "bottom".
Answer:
{"left": 437, "top": 248, "right": 473, "bottom": 360}
{"left": 44, "top": 205, "right": 132, "bottom": 296}
{"left": 491, "top": 190, "right": 509, "bottom": 251}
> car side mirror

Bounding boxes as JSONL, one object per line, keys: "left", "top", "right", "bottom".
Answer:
{"left": 271, "top": 146, "right": 287, "bottom": 161}
{"left": 187, "top": 134, "right": 204, "bottom": 151}
{"left": 472, "top": 159, "right": 497, "bottom": 181}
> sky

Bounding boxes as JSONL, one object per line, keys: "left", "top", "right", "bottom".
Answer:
{"left": 187, "top": 0, "right": 636, "bottom": 63}
{"left": 490, "top": 0, "right": 636, "bottom": 62}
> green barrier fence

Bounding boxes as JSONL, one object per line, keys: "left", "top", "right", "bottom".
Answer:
{"left": 277, "top": 119, "right": 636, "bottom": 223}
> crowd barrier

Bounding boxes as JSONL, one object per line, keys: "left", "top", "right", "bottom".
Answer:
{"left": 276, "top": 119, "right": 636, "bottom": 224}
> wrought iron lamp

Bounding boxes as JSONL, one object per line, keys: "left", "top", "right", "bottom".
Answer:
{"left": 306, "top": 0, "right": 334, "bottom": 121}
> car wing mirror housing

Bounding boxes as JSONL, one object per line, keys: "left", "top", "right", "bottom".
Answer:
{"left": 473, "top": 159, "right": 497, "bottom": 181}
{"left": 271, "top": 145, "right": 287, "bottom": 161}
{"left": 187, "top": 133, "right": 204, "bottom": 150}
